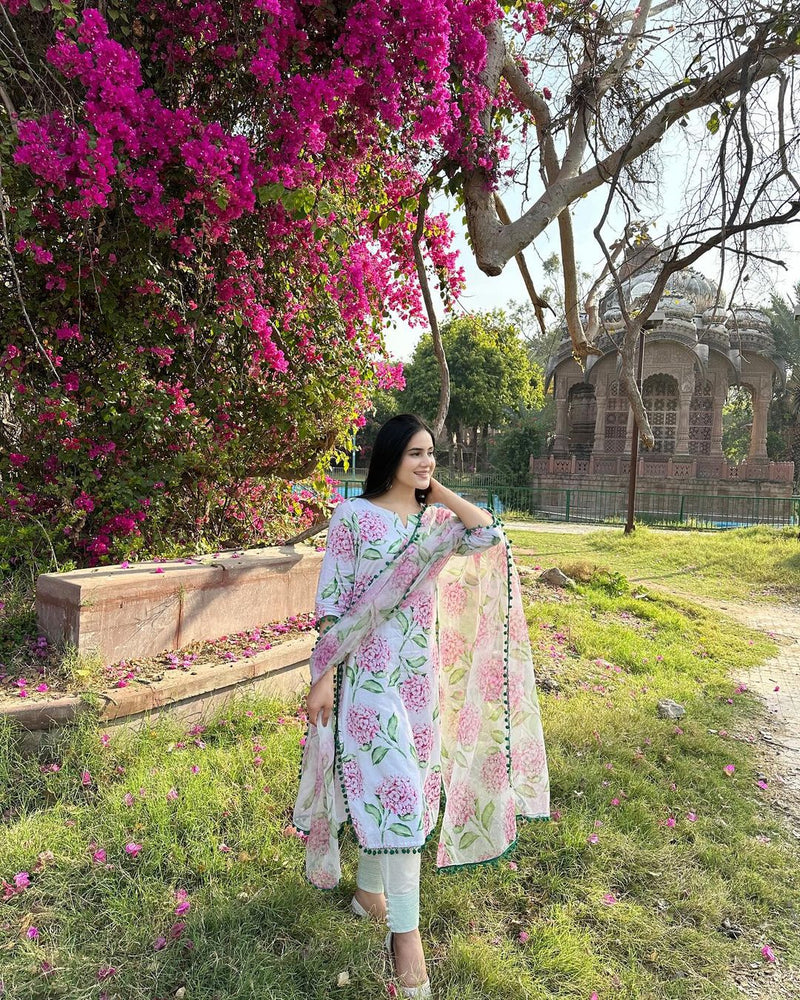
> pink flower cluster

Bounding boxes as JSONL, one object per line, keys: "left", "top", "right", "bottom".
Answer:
{"left": 376, "top": 775, "right": 418, "bottom": 817}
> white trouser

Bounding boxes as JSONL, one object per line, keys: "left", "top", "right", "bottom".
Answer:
{"left": 356, "top": 850, "right": 421, "bottom": 932}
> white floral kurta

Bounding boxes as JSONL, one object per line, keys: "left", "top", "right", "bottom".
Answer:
{"left": 314, "top": 498, "right": 501, "bottom": 853}
{"left": 294, "top": 498, "right": 550, "bottom": 888}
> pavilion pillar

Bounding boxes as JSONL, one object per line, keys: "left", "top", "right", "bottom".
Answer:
{"left": 710, "top": 383, "right": 726, "bottom": 456}
{"left": 749, "top": 387, "right": 769, "bottom": 459}
{"left": 675, "top": 390, "right": 693, "bottom": 455}
{"left": 592, "top": 385, "right": 607, "bottom": 456}
{"left": 554, "top": 389, "right": 570, "bottom": 455}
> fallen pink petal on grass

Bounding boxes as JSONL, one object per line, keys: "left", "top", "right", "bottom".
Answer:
{"left": 518, "top": 930, "right": 529, "bottom": 943}
{"left": 724, "top": 764, "right": 736, "bottom": 776}
{"left": 762, "top": 945, "right": 777, "bottom": 963}
{"left": 601, "top": 893, "right": 617, "bottom": 905}
{"left": 124, "top": 842, "right": 142, "bottom": 856}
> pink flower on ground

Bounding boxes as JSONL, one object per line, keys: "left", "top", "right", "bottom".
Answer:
{"left": 342, "top": 759, "right": 364, "bottom": 798}
{"left": 92, "top": 849, "right": 107, "bottom": 864}
{"left": 412, "top": 724, "right": 433, "bottom": 763}
{"left": 762, "top": 945, "right": 776, "bottom": 963}
{"left": 399, "top": 674, "right": 430, "bottom": 714}
{"left": 387, "top": 983, "right": 399, "bottom": 998}
{"left": 154, "top": 567, "right": 164, "bottom": 574}
{"left": 123, "top": 792, "right": 134, "bottom": 807}
{"left": 346, "top": 704, "right": 380, "bottom": 746}
{"left": 756, "top": 780, "right": 769, "bottom": 790}
{"left": 666, "top": 817, "right": 677, "bottom": 828}
{"left": 166, "top": 787, "right": 179, "bottom": 801}
{"left": 446, "top": 782, "right": 476, "bottom": 827}
{"left": 724, "top": 764, "right": 736, "bottom": 776}
{"left": 356, "top": 633, "right": 391, "bottom": 674}
{"left": 15, "top": 872, "right": 30, "bottom": 889}
{"left": 588, "top": 833, "right": 600, "bottom": 845}
{"left": 610, "top": 798, "right": 621, "bottom": 807}
{"left": 602, "top": 893, "right": 617, "bottom": 905}
{"left": 481, "top": 751, "right": 510, "bottom": 792}
{"left": 218, "top": 843, "right": 232, "bottom": 853}
{"left": 518, "top": 930, "right": 529, "bottom": 943}
{"left": 508, "top": 861, "right": 518, "bottom": 871}
{"left": 27, "top": 926, "right": 39, "bottom": 940}
{"left": 376, "top": 776, "right": 418, "bottom": 817}
{"left": 154, "top": 936, "right": 167, "bottom": 951}
{"left": 97, "top": 966, "right": 117, "bottom": 981}
{"left": 456, "top": 704, "right": 481, "bottom": 745}
{"left": 686, "top": 812, "right": 698, "bottom": 822}
{"left": 81, "top": 770, "right": 92, "bottom": 786}
{"left": 124, "top": 842, "right": 142, "bottom": 856}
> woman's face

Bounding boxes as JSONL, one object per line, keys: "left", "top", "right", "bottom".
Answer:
{"left": 393, "top": 429, "right": 435, "bottom": 494}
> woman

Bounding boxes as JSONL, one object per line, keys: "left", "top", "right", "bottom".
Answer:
{"left": 294, "top": 414, "right": 549, "bottom": 997}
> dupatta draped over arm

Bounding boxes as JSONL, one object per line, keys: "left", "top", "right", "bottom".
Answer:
{"left": 294, "top": 504, "right": 549, "bottom": 888}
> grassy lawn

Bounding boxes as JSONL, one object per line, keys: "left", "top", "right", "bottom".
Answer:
{"left": 1, "top": 564, "right": 798, "bottom": 999}
{"left": 506, "top": 524, "right": 800, "bottom": 603}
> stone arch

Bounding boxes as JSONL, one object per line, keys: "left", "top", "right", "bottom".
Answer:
{"left": 603, "top": 380, "right": 628, "bottom": 454}
{"left": 688, "top": 375, "right": 713, "bottom": 455}
{"left": 567, "top": 382, "right": 596, "bottom": 457}
{"left": 642, "top": 373, "right": 678, "bottom": 454}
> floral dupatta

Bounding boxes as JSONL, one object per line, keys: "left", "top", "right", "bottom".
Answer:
{"left": 294, "top": 506, "right": 549, "bottom": 888}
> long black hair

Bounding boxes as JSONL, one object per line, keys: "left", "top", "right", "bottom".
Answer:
{"left": 361, "top": 414, "right": 435, "bottom": 504}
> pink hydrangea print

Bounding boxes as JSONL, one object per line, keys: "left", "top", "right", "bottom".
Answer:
{"left": 508, "top": 607, "right": 529, "bottom": 642}
{"left": 356, "top": 633, "right": 390, "bottom": 674}
{"left": 404, "top": 591, "right": 433, "bottom": 629}
{"left": 442, "top": 581, "right": 467, "bottom": 617}
{"left": 456, "top": 704, "right": 481, "bottom": 745}
{"left": 447, "top": 782, "right": 477, "bottom": 827}
{"left": 358, "top": 511, "right": 389, "bottom": 542}
{"left": 504, "top": 797, "right": 517, "bottom": 842}
{"left": 400, "top": 674, "right": 430, "bottom": 713}
{"left": 477, "top": 656, "right": 504, "bottom": 701}
{"left": 508, "top": 671, "right": 526, "bottom": 712}
{"left": 393, "top": 554, "right": 419, "bottom": 589}
{"left": 424, "top": 769, "right": 442, "bottom": 807}
{"left": 512, "top": 738, "right": 546, "bottom": 778}
{"left": 307, "top": 816, "right": 330, "bottom": 853}
{"left": 376, "top": 776, "right": 418, "bottom": 817}
{"left": 351, "top": 817, "right": 368, "bottom": 845}
{"left": 346, "top": 705, "right": 380, "bottom": 746}
{"left": 327, "top": 522, "right": 354, "bottom": 559}
{"left": 476, "top": 614, "right": 502, "bottom": 649}
{"left": 439, "top": 628, "right": 466, "bottom": 668}
{"left": 436, "top": 842, "right": 452, "bottom": 867}
{"left": 481, "top": 751, "right": 510, "bottom": 792}
{"left": 412, "top": 724, "right": 434, "bottom": 763}
{"left": 312, "top": 633, "right": 340, "bottom": 675}
{"left": 309, "top": 869, "right": 338, "bottom": 889}
{"left": 342, "top": 759, "right": 364, "bottom": 798}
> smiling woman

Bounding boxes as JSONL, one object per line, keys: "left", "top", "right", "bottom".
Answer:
{"left": 294, "top": 414, "right": 549, "bottom": 997}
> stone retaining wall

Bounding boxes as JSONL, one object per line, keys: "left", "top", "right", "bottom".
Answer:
{"left": 37, "top": 545, "right": 323, "bottom": 663}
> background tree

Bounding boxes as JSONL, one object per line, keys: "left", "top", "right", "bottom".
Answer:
{"left": 400, "top": 310, "right": 543, "bottom": 471}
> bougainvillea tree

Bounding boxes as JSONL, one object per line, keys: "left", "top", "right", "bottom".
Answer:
{"left": 0, "top": 0, "right": 530, "bottom": 565}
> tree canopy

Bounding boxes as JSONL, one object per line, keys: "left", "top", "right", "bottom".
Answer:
{"left": 401, "top": 311, "right": 543, "bottom": 431}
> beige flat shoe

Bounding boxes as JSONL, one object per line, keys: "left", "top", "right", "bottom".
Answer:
{"left": 384, "top": 931, "right": 432, "bottom": 998}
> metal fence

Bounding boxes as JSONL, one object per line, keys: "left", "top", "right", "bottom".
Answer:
{"left": 329, "top": 469, "right": 800, "bottom": 530}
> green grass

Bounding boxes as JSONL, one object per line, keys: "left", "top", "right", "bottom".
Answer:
{"left": 0, "top": 570, "right": 798, "bottom": 999}
{"left": 507, "top": 523, "right": 800, "bottom": 602}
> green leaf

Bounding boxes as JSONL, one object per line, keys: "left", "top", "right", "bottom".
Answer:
{"left": 396, "top": 611, "right": 410, "bottom": 634}
{"left": 371, "top": 746, "right": 389, "bottom": 765}
{"left": 449, "top": 667, "right": 468, "bottom": 684}
{"left": 481, "top": 801, "right": 496, "bottom": 828}
{"left": 387, "top": 714, "right": 398, "bottom": 741}
{"left": 458, "top": 832, "right": 479, "bottom": 849}
{"left": 706, "top": 110, "right": 720, "bottom": 134}
{"left": 364, "top": 802, "right": 383, "bottom": 823}
{"left": 405, "top": 656, "right": 426, "bottom": 668}
{"left": 389, "top": 822, "right": 414, "bottom": 837}
{"left": 362, "top": 679, "right": 384, "bottom": 693}
{"left": 388, "top": 667, "right": 401, "bottom": 687}
{"left": 362, "top": 547, "right": 382, "bottom": 559}
{"left": 411, "top": 634, "right": 428, "bottom": 647}
{"left": 320, "top": 580, "right": 337, "bottom": 600}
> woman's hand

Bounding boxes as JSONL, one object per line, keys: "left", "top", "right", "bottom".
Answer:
{"left": 306, "top": 671, "right": 334, "bottom": 727}
{"left": 424, "top": 477, "right": 493, "bottom": 528}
